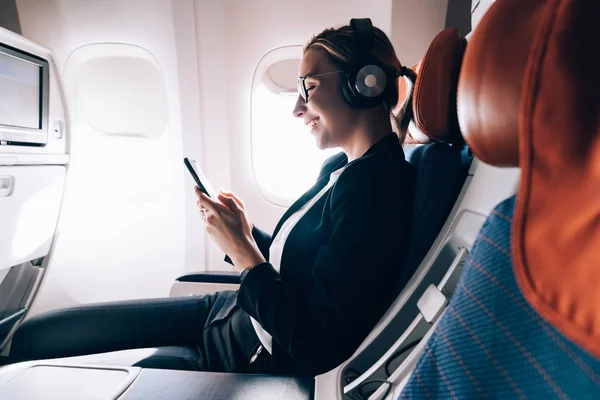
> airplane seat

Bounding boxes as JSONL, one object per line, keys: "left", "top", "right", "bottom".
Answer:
{"left": 398, "top": 27, "right": 469, "bottom": 292}
{"left": 392, "top": 0, "right": 600, "bottom": 397}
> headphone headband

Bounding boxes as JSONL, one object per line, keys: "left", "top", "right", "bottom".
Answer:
{"left": 349, "top": 18, "right": 374, "bottom": 52}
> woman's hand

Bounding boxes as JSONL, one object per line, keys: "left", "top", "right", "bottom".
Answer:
{"left": 195, "top": 188, "right": 265, "bottom": 271}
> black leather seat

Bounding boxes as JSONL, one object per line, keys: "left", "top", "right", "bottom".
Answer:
{"left": 50, "top": 346, "right": 202, "bottom": 370}
{"left": 118, "top": 369, "right": 315, "bottom": 400}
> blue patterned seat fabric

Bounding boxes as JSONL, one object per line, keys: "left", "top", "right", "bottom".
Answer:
{"left": 400, "top": 196, "right": 600, "bottom": 399}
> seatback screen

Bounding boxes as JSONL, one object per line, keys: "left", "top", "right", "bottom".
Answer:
{"left": 0, "top": 51, "right": 41, "bottom": 130}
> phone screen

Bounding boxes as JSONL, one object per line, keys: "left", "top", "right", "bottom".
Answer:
{"left": 184, "top": 157, "right": 218, "bottom": 199}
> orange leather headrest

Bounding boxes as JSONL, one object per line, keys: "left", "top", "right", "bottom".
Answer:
{"left": 459, "top": 0, "right": 600, "bottom": 358}
{"left": 400, "top": 28, "right": 467, "bottom": 144}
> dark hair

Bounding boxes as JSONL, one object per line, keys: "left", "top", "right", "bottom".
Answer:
{"left": 304, "top": 24, "right": 417, "bottom": 144}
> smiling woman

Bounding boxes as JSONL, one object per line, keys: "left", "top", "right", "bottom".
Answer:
{"left": 251, "top": 47, "right": 338, "bottom": 206}
{"left": 10, "top": 17, "right": 417, "bottom": 379}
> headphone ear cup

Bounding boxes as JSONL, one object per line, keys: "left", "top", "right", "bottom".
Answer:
{"left": 341, "top": 62, "right": 389, "bottom": 109}
{"left": 355, "top": 65, "right": 387, "bottom": 98}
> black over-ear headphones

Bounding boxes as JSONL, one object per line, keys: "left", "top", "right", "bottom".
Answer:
{"left": 341, "top": 18, "right": 393, "bottom": 109}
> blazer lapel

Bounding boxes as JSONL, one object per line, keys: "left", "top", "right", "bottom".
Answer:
{"left": 272, "top": 154, "right": 347, "bottom": 239}
{"left": 271, "top": 175, "right": 330, "bottom": 239}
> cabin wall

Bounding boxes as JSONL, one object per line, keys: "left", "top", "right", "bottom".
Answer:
{"left": 17, "top": 0, "right": 192, "bottom": 315}
{"left": 391, "top": 0, "right": 449, "bottom": 67}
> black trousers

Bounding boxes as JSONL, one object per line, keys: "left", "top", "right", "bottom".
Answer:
{"left": 188, "top": 290, "right": 271, "bottom": 373}
{"left": 12, "top": 291, "right": 272, "bottom": 374}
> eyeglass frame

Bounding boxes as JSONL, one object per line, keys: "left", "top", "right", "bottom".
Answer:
{"left": 297, "top": 70, "right": 344, "bottom": 104}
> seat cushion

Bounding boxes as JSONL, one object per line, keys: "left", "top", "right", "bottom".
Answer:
{"left": 118, "top": 368, "right": 314, "bottom": 400}
{"left": 48, "top": 346, "right": 201, "bottom": 371}
{"left": 0, "top": 357, "right": 315, "bottom": 400}
{"left": 400, "top": 197, "right": 600, "bottom": 399}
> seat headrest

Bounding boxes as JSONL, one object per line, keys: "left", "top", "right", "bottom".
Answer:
{"left": 458, "top": 0, "right": 600, "bottom": 359}
{"left": 399, "top": 28, "right": 467, "bottom": 144}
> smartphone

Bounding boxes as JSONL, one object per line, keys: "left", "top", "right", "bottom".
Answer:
{"left": 184, "top": 157, "right": 218, "bottom": 199}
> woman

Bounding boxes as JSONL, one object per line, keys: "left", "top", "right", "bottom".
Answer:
{"left": 194, "top": 18, "right": 415, "bottom": 376}
{"left": 12, "top": 18, "right": 416, "bottom": 378}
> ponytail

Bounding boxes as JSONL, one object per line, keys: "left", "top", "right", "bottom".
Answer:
{"left": 389, "top": 68, "right": 417, "bottom": 145}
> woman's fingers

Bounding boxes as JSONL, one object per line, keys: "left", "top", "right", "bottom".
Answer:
{"left": 195, "top": 186, "right": 219, "bottom": 212}
{"left": 218, "top": 193, "right": 242, "bottom": 213}
{"left": 230, "top": 194, "right": 246, "bottom": 210}
{"left": 219, "top": 189, "right": 245, "bottom": 210}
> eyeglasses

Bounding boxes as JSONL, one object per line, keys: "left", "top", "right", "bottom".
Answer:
{"left": 297, "top": 71, "right": 344, "bottom": 103}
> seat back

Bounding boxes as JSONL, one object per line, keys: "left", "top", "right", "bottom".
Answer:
{"left": 401, "top": 143, "right": 464, "bottom": 294}
{"left": 399, "top": 0, "right": 600, "bottom": 397}
{"left": 399, "top": 27, "right": 468, "bottom": 293}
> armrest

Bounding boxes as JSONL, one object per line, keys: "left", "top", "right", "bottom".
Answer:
{"left": 176, "top": 271, "right": 241, "bottom": 284}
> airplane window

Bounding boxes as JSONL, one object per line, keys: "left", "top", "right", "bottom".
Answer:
{"left": 77, "top": 56, "right": 167, "bottom": 137}
{"left": 251, "top": 48, "right": 338, "bottom": 207}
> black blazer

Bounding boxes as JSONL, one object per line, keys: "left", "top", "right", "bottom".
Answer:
{"left": 235, "top": 133, "right": 414, "bottom": 375}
